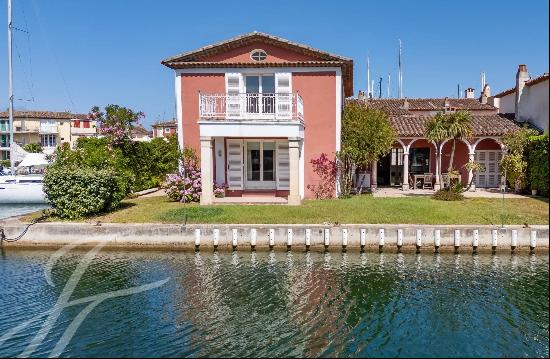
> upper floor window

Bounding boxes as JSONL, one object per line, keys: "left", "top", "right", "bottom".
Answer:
{"left": 250, "top": 49, "right": 267, "bottom": 62}
{"left": 73, "top": 120, "right": 81, "bottom": 128}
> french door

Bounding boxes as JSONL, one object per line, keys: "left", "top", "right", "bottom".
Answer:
{"left": 245, "top": 75, "right": 275, "bottom": 115}
{"left": 475, "top": 150, "right": 502, "bottom": 188}
{"left": 244, "top": 140, "right": 276, "bottom": 189}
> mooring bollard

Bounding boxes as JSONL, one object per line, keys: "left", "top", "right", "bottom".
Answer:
{"left": 397, "top": 229, "right": 403, "bottom": 252}
{"left": 250, "top": 228, "right": 257, "bottom": 251}
{"left": 511, "top": 229, "right": 517, "bottom": 251}
{"left": 416, "top": 229, "right": 422, "bottom": 253}
{"left": 194, "top": 229, "right": 201, "bottom": 251}
{"left": 305, "top": 229, "right": 311, "bottom": 251}
{"left": 434, "top": 229, "right": 441, "bottom": 253}
{"left": 342, "top": 228, "right": 348, "bottom": 252}
{"left": 287, "top": 229, "right": 293, "bottom": 251}
{"left": 269, "top": 229, "right": 275, "bottom": 249}
{"left": 472, "top": 229, "right": 479, "bottom": 253}
{"left": 360, "top": 229, "right": 366, "bottom": 251}
{"left": 232, "top": 228, "right": 238, "bottom": 250}
{"left": 530, "top": 230, "right": 537, "bottom": 253}
{"left": 213, "top": 229, "right": 219, "bottom": 251}
{"left": 378, "top": 229, "right": 385, "bottom": 252}
{"left": 491, "top": 229, "right": 498, "bottom": 253}
{"left": 454, "top": 229, "right": 461, "bottom": 253}
{"left": 324, "top": 228, "right": 330, "bottom": 250}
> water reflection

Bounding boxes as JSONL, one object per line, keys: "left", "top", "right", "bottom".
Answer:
{"left": 0, "top": 249, "right": 547, "bottom": 358}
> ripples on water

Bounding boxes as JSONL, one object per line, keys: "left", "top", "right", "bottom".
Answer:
{"left": 0, "top": 204, "right": 48, "bottom": 219}
{"left": 0, "top": 249, "right": 547, "bottom": 358}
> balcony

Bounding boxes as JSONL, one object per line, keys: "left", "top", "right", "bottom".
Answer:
{"left": 199, "top": 93, "right": 304, "bottom": 121}
{"left": 39, "top": 124, "right": 58, "bottom": 134}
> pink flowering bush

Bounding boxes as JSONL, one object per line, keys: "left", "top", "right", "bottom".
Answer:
{"left": 214, "top": 182, "right": 228, "bottom": 198}
{"left": 90, "top": 105, "right": 144, "bottom": 147}
{"left": 164, "top": 164, "right": 202, "bottom": 203}
{"left": 307, "top": 153, "right": 337, "bottom": 199}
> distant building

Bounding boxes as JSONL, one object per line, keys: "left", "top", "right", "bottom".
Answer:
{"left": 491, "top": 64, "right": 549, "bottom": 132}
{"left": 152, "top": 119, "right": 177, "bottom": 138}
{"left": 0, "top": 110, "right": 95, "bottom": 159}
{"left": 131, "top": 125, "right": 153, "bottom": 142}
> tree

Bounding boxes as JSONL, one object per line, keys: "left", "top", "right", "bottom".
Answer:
{"left": 340, "top": 102, "right": 396, "bottom": 195}
{"left": 445, "top": 111, "right": 473, "bottom": 170}
{"left": 425, "top": 111, "right": 473, "bottom": 190}
{"left": 424, "top": 113, "right": 447, "bottom": 189}
{"left": 90, "top": 105, "right": 144, "bottom": 147}
{"left": 501, "top": 127, "right": 538, "bottom": 192}
{"left": 23, "top": 143, "right": 43, "bottom": 153}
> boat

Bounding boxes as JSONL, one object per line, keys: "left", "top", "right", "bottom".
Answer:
{"left": 0, "top": 0, "right": 47, "bottom": 204}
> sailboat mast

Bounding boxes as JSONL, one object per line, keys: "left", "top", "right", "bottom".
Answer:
{"left": 7, "top": 0, "right": 15, "bottom": 174}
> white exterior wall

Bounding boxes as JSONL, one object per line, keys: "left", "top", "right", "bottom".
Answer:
{"left": 519, "top": 80, "right": 549, "bottom": 132}
{"left": 497, "top": 93, "right": 516, "bottom": 114}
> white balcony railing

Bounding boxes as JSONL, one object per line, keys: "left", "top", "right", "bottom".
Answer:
{"left": 39, "top": 124, "right": 58, "bottom": 134}
{"left": 199, "top": 93, "right": 304, "bottom": 121}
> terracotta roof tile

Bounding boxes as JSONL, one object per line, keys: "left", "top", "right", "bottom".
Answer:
{"left": 152, "top": 119, "right": 177, "bottom": 127}
{"left": 0, "top": 110, "right": 88, "bottom": 120}
{"left": 348, "top": 98, "right": 497, "bottom": 115}
{"left": 526, "top": 73, "right": 549, "bottom": 87}
{"left": 161, "top": 31, "right": 353, "bottom": 97}
{"left": 390, "top": 114, "right": 520, "bottom": 137}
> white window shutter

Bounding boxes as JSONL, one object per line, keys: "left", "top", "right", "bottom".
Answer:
{"left": 276, "top": 141, "right": 290, "bottom": 189}
{"left": 226, "top": 139, "right": 243, "bottom": 189}
{"left": 275, "top": 73, "right": 292, "bottom": 119}
{"left": 225, "top": 73, "right": 243, "bottom": 118}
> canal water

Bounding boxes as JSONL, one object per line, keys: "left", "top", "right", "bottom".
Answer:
{"left": 0, "top": 249, "right": 547, "bottom": 358}
{"left": 0, "top": 204, "right": 48, "bottom": 220}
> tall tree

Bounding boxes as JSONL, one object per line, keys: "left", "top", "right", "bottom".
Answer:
{"left": 340, "top": 102, "right": 396, "bottom": 195}
{"left": 445, "top": 111, "right": 473, "bottom": 170}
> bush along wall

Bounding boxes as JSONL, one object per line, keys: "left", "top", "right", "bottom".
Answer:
{"left": 527, "top": 134, "right": 549, "bottom": 197}
{"left": 43, "top": 166, "right": 130, "bottom": 219}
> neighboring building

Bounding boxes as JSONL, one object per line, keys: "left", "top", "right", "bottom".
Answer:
{"left": 131, "top": 125, "right": 153, "bottom": 142}
{"left": 162, "top": 31, "right": 353, "bottom": 205}
{"left": 490, "top": 64, "right": 549, "bottom": 132}
{"left": 152, "top": 119, "right": 177, "bottom": 138}
{"left": 354, "top": 96, "right": 520, "bottom": 190}
{"left": 0, "top": 111, "right": 94, "bottom": 159}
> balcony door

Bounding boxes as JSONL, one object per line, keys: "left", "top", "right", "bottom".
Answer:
{"left": 245, "top": 75, "right": 275, "bottom": 115}
{"left": 244, "top": 140, "right": 276, "bottom": 189}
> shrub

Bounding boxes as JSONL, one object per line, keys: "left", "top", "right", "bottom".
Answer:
{"left": 43, "top": 166, "right": 129, "bottom": 219}
{"left": 527, "top": 134, "right": 549, "bottom": 196}
{"left": 214, "top": 182, "right": 228, "bottom": 198}
{"left": 23, "top": 143, "right": 43, "bottom": 153}
{"left": 432, "top": 189, "right": 464, "bottom": 201}
{"left": 307, "top": 153, "right": 337, "bottom": 199}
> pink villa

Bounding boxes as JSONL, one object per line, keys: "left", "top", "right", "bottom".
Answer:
{"left": 162, "top": 31, "right": 353, "bottom": 205}
{"left": 162, "top": 32, "right": 520, "bottom": 205}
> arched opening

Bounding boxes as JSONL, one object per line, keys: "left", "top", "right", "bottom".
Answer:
{"left": 472, "top": 138, "right": 504, "bottom": 188}
{"left": 441, "top": 139, "right": 471, "bottom": 184}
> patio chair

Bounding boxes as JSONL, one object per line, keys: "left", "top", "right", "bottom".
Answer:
{"left": 422, "top": 173, "right": 433, "bottom": 190}
{"left": 441, "top": 173, "right": 450, "bottom": 188}
{"left": 410, "top": 174, "right": 422, "bottom": 189}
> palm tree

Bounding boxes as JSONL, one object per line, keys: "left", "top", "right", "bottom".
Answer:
{"left": 424, "top": 113, "right": 447, "bottom": 190}
{"left": 445, "top": 111, "right": 473, "bottom": 171}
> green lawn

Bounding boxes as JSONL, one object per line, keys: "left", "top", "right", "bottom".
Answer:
{"left": 75, "top": 194, "right": 549, "bottom": 225}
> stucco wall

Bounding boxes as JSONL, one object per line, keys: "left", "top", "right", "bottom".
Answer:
{"left": 497, "top": 93, "right": 516, "bottom": 114}
{"left": 293, "top": 72, "right": 337, "bottom": 198}
{"left": 519, "top": 80, "right": 549, "bottom": 132}
{"left": 181, "top": 73, "right": 225, "bottom": 152}
{"left": 202, "top": 42, "right": 318, "bottom": 63}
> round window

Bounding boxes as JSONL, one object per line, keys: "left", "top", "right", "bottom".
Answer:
{"left": 250, "top": 49, "right": 268, "bottom": 61}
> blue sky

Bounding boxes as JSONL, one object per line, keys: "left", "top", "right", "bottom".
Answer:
{"left": 1, "top": 0, "right": 548, "bottom": 127}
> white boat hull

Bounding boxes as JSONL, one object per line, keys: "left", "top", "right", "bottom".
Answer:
{"left": 0, "top": 176, "right": 47, "bottom": 204}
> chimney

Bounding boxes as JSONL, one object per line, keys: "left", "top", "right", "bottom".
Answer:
{"left": 465, "top": 88, "right": 475, "bottom": 99}
{"left": 358, "top": 90, "right": 366, "bottom": 100}
{"left": 401, "top": 98, "right": 409, "bottom": 110}
{"left": 481, "top": 84, "right": 491, "bottom": 104}
{"left": 515, "top": 64, "right": 530, "bottom": 121}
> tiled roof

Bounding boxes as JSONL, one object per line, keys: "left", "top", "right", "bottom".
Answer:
{"left": 526, "top": 73, "right": 549, "bottom": 87}
{"left": 152, "top": 119, "right": 177, "bottom": 128}
{"left": 132, "top": 125, "right": 152, "bottom": 137}
{"left": 494, "top": 87, "right": 516, "bottom": 98}
{"left": 0, "top": 110, "right": 88, "bottom": 120}
{"left": 161, "top": 31, "right": 353, "bottom": 97}
{"left": 349, "top": 98, "right": 497, "bottom": 115}
{"left": 390, "top": 114, "right": 520, "bottom": 137}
